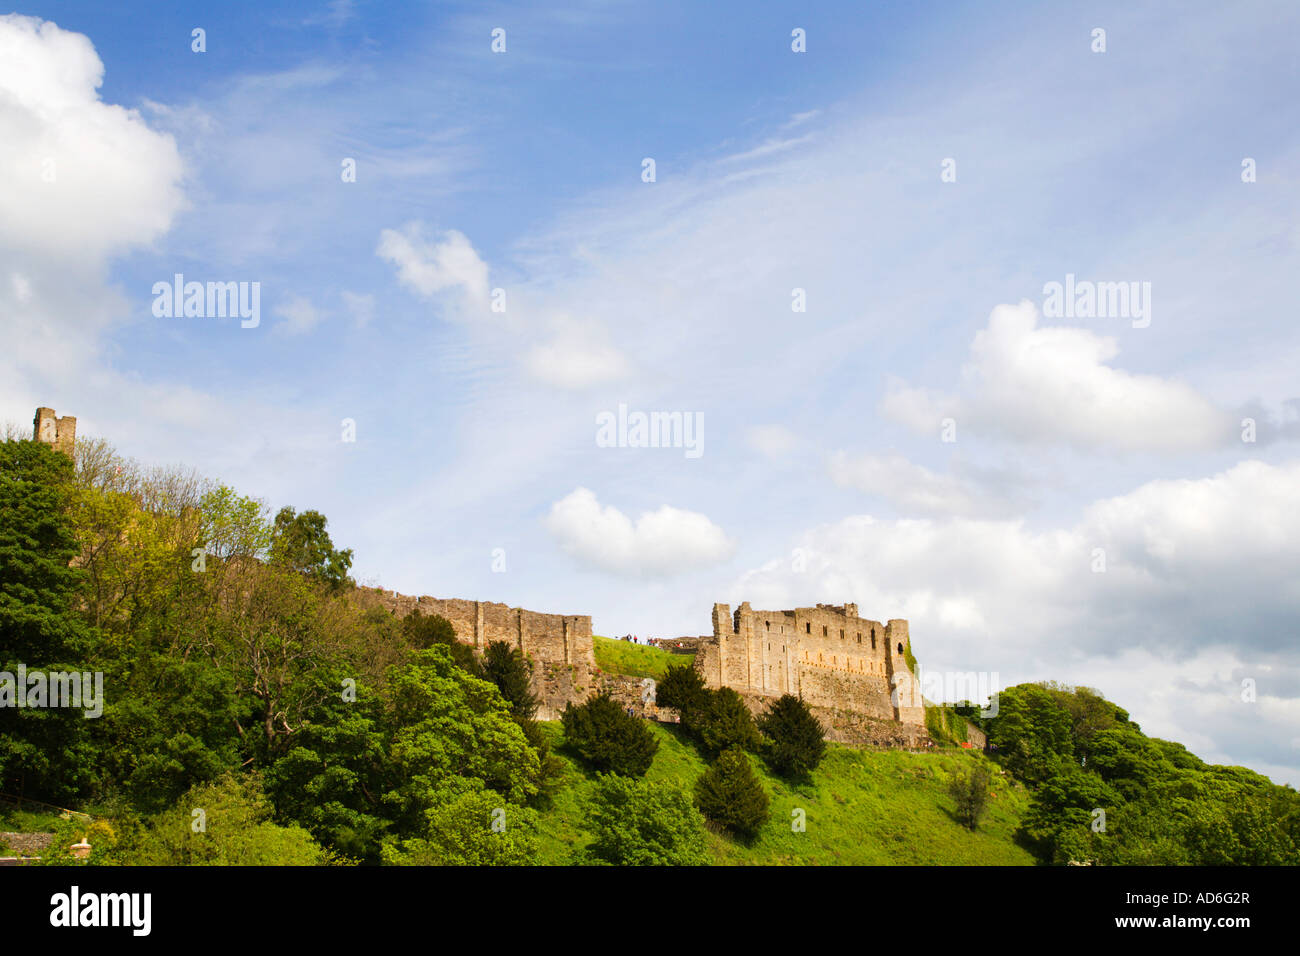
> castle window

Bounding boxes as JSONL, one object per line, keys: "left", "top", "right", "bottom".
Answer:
{"left": 856, "top": 632, "right": 861, "bottom": 643}
{"left": 822, "top": 625, "right": 827, "bottom": 636}
{"left": 806, "top": 623, "right": 811, "bottom": 634}
{"left": 871, "top": 630, "right": 876, "bottom": 650}
{"left": 898, "top": 642, "right": 904, "bottom": 654}
{"left": 840, "top": 629, "right": 845, "bottom": 639}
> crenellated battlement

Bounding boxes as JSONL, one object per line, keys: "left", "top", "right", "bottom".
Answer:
{"left": 697, "top": 600, "right": 926, "bottom": 731}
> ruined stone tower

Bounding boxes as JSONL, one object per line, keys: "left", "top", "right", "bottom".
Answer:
{"left": 33, "top": 407, "right": 76, "bottom": 457}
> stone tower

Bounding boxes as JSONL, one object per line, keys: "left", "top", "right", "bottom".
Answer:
{"left": 33, "top": 407, "right": 76, "bottom": 457}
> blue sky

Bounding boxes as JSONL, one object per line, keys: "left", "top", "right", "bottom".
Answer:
{"left": 2, "top": 1, "right": 1299, "bottom": 785}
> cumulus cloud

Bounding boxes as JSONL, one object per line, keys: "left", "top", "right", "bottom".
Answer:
{"left": 376, "top": 223, "right": 490, "bottom": 315}
{"left": 882, "top": 301, "right": 1236, "bottom": 452}
{"left": 0, "top": 14, "right": 185, "bottom": 261}
{"left": 544, "top": 487, "right": 734, "bottom": 577}
{"left": 734, "top": 459, "right": 1300, "bottom": 781}
{"left": 0, "top": 14, "right": 185, "bottom": 391}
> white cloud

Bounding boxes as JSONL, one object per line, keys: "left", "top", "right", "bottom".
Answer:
{"left": 0, "top": 14, "right": 184, "bottom": 261}
{"left": 545, "top": 487, "right": 734, "bottom": 577}
{"left": 524, "top": 316, "right": 629, "bottom": 389}
{"left": 882, "top": 301, "right": 1235, "bottom": 452}
{"left": 376, "top": 223, "right": 490, "bottom": 315}
{"left": 734, "top": 459, "right": 1300, "bottom": 781}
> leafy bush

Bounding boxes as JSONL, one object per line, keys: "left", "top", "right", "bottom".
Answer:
{"left": 585, "top": 773, "right": 709, "bottom": 866}
{"left": 561, "top": 692, "right": 659, "bottom": 777}
{"left": 759, "top": 694, "right": 826, "bottom": 778}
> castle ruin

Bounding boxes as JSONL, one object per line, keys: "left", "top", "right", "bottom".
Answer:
{"left": 357, "top": 588, "right": 595, "bottom": 719}
{"left": 34, "top": 407, "right": 76, "bottom": 457}
{"left": 696, "top": 601, "right": 928, "bottom": 746}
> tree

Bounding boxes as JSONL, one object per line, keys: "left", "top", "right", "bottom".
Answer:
{"left": 269, "top": 505, "right": 353, "bottom": 591}
{"left": 381, "top": 790, "right": 539, "bottom": 866}
{"left": 585, "top": 773, "right": 710, "bottom": 866}
{"left": 655, "top": 662, "right": 708, "bottom": 715}
{"left": 694, "top": 748, "right": 769, "bottom": 838}
{"left": 758, "top": 694, "right": 826, "bottom": 778}
{"left": 0, "top": 439, "right": 99, "bottom": 802}
{"left": 402, "top": 609, "right": 478, "bottom": 673}
{"left": 383, "top": 646, "right": 542, "bottom": 832}
{"left": 482, "top": 641, "right": 539, "bottom": 720}
{"left": 948, "top": 763, "right": 992, "bottom": 831}
{"left": 561, "top": 692, "right": 659, "bottom": 777}
{"left": 689, "top": 687, "right": 761, "bottom": 758}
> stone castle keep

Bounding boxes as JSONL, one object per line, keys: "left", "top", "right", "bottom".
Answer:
{"left": 696, "top": 602, "right": 928, "bottom": 745}
{"left": 34, "top": 407, "right": 76, "bottom": 456}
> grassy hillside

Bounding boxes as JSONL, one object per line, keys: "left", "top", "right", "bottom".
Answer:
{"left": 535, "top": 721, "right": 1037, "bottom": 865}
{"left": 592, "top": 635, "right": 691, "bottom": 680}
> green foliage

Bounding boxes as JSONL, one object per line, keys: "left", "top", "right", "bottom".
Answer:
{"left": 0, "top": 439, "right": 99, "bottom": 802}
{"left": 269, "top": 505, "right": 353, "bottom": 591}
{"left": 694, "top": 747, "right": 770, "bottom": 838}
{"left": 758, "top": 694, "right": 826, "bottom": 778}
{"left": 988, "top": 682, "right": 1300, "bottom": 865}
{"left": 654, "top": 662, "right": 708, "bottom": 713}
{"left": 687, "top": 687, "right": 761, "bottom": 758}
{"left": 584, "top": 773, "right": 709, "bottom": 866}
{"left": 948, "top": 763, "right": 992, "bottom": 830}
{"left": 122, "top": 773, "right": 333, "bottom": 865}
{"left": 382, "top": 646, "right": 543, "bottom": 830}
{"left": 561, "top": 692, "right": 659, "bottom": 777}
{"left": 925, "top": 704, "right": 970, "bottom": 747}
{"left": 381, "top": 790, "right": 539, "bottom": 865}
{"left": 402, "top": 609, "right": 478, "bottom": 673}
{"left": 482, "top": 641, "right": 539, "bottom": 720}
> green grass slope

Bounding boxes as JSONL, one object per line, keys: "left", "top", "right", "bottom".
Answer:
{"left": 592, "top": 635, "right": 691, "bottom": 680}
{"left": 535, "top": 721, "right": 1037, "bottom": 865}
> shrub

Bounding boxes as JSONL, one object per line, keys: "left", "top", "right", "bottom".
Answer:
{"left": 585, "top": 773, "right": 710, "bottom": 866}
{"left": 694, "top": 748, "right": 770, "bottom": 838}
{"left": 561, "top": 692, "right": 658, "bottom": 777}
{"left": 948, "top": 763, "right": 992, "bottom": 831}
{"left": 689, "top": 687, "right": 761, "bottom": 758}
{"left": 758, "top": 694, "right": 826, "bottom": 778}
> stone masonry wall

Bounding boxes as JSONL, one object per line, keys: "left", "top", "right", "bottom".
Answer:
{"left": 356, "top": 587, "right": 594, "bottom": 719}
{"left": 697, "top": 601, "right": 928, "bottom": 733}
